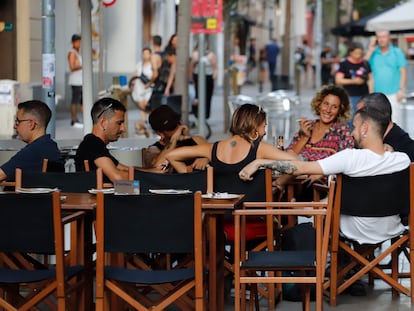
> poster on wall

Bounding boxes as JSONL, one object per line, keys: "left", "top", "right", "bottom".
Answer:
{"left": 42, "top": 53, "right": 55, "bottom": 89}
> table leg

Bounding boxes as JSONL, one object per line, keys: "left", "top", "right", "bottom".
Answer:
{"left": 208, "top": 214, "right": 225, "bottom": 310}
{"left": 84, "top": 212, "right": 94, "bottom": 310}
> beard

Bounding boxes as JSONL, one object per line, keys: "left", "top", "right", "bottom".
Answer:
{"left": 353, "top": 137, "right": 362, "bottom": 149}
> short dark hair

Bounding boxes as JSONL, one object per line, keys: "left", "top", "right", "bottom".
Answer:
{"left": 358, "top": 93, "right": 392, "bottom": 123}
{"left": 91, "top": 97, "right": 126, "bottom": 124}
{"left": 71, "top": 34, "right": 81, "bottom": 42}
{"left": 152, "top": 35, "right": 162, "bottom": 47}
{"left": 149, "top": 105, "right": 181, "bottom": 132}
{"left": 18, "top": 100, "right": 51, "bottom": 128}
{"left": 356, "top": 105, "right": 389, "bottom": 137}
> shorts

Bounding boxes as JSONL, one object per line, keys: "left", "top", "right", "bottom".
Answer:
{"left": 71, "top": 86, "right": 83, "bottom": 105}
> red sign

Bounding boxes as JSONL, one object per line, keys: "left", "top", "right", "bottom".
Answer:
{"left": 191, "top": 0, "right": 222, "bottom": 34}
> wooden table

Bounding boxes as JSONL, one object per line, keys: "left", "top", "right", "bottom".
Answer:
{"left": 61, "top": 192, "right": 244, "bottom": 310}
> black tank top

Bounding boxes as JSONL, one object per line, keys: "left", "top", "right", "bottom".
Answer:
{"left": 211, "top": 139, "right": 260, "bottom": 173}
{"left": 211, "top": 139, "right": 266, "bottom": 202}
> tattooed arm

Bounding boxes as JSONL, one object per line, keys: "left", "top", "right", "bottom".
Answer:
{"left": 239, "top": 158, "right": 323, "bottom": 181}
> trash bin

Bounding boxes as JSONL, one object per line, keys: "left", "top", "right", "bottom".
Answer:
{"left": 0, "top": 80, "right": 20, "bottom": 138}
{"left": 258, "top": 90, "right": 298, "bottom": 143}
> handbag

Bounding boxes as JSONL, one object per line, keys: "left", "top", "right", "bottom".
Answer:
{"left": 139, "top": 72, "right": 150, "bottom": 84}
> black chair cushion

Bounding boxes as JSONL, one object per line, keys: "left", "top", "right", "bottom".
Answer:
{"left": 105, "top": 266, "right": 194, "bottom": 284}
{"left": 242, "top": 250, "right": 316, "bottom": 269}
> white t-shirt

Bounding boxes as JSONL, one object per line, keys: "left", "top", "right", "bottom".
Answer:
{"left": 317, "top": 148, "right": 410, "bottom": 244}
{"left": 68, "top": 48, "right": 83, "bottom": 86}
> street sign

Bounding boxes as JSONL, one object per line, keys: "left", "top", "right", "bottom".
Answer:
{"left": 0, "top": 22, "right": 13, "bottom": 32}
{"left": 191, "top": 0, "right": 222, "bottom": 34}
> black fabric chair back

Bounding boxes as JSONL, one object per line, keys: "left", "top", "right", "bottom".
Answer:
{"left": 0, "top": 193, "right": 54, "bottom": 253}
{"left": 45, "top": 160, "right": 65, "bottom": 172}
{"left": 133, "top": 170, "right": 207, "bottom": 194}
{"left": 21, "top": 170, "right": 97, "bottom": 193}
{"left": 103, "top": 194, "right": 194, "bottom": 253}
{"left": 214, "top": 168, "right": 267, "bottom": 202}
{"left": 341, "top": 167, "right": 410, "bottom": 217}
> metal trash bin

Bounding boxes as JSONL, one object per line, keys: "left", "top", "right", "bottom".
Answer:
{"left": 0, "top": 80, "right": 20, "bottom": 138}
{"left": 258, "top": 90, "right": 299, "bottom": 143}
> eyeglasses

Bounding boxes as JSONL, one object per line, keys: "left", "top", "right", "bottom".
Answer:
{"left": 97, "top": 103, "right": 113, "bottom": 119}
{"left": 14, "top": 118, "right": 32, "bottom": 126}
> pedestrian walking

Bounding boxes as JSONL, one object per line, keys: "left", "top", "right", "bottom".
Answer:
{"left": 365, "top": 30, "right": 407, "bottom": 125}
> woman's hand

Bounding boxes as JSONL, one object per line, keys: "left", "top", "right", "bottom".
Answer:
{"left": 298, "top": 118, "right": 313, "bottom": 138}
{"left": 301, "top": 174, "right": 323, "bottom": 186}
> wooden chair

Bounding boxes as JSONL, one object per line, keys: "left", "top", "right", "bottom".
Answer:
{"left": 233, "top": 180, "right": 335, "bottom": 311}
{"left": 211, "top": 168, "right": 279, "bottom": 307}
{"left": 0, "top": 158, "right": 64, "bottom": 191}
{"left": 94, "top": 192, "right": 204, "bottom": 310}
{"left": 325, "top": 164, "right": 414, "bottom": 306}
{"left": 83, "top": 160, "right": 114, "bottom": 189}
{"left": 0, "top": 191, "right": 85, "bottom": 310}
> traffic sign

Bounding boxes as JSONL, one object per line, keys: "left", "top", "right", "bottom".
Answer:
{"left": 191, "top": 0, "right": 222, "bottom": 34}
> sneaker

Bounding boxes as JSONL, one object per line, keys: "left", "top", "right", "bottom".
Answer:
{"left": 71, "top": 121, "right": 83, "bottom": 128}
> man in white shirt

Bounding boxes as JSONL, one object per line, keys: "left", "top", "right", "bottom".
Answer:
{"left": 239, "top": 104, "right": 410, "bottom": 244}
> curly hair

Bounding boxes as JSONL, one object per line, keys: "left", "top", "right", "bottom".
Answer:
{"left": 230, "top": 104, "right": 267, "bottom": 144}
{"left": 310, "top": 84, "right": 351, "bottom": 122}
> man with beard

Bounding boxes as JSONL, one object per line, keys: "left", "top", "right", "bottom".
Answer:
{"left": 239, "top": 102, "right": 409, "bottom": 245}
{"left": 75, "top": 97, "right": 130, "bottom": 182}
{"left": 357, "top": 92, "right": 414, "bottom": 161}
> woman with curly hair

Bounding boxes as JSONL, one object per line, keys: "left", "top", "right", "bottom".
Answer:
{"left": 281, "top": 84, "right": 354, "bottom": 198}
{"left": 288, "top": 84, "right": 353, "bottom": 160}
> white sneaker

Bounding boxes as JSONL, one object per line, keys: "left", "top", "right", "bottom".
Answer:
{"left": 72, "top": 121, "right": 83, "bottom": 128}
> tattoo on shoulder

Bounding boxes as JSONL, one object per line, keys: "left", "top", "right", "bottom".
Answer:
{"left": 266, "top": 161, "right": 297, "bottom": 175}
{"left": 230, "top": 140, "right": 237, "bottom": 147}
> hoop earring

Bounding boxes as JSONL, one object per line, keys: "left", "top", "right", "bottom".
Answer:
{"left": 249, "top": 131, "right": 259, "bottom": 141}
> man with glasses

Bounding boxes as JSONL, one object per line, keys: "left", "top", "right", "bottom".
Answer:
{"left": 75, "top": 97, "right": 130, "bottom": 182}
{"left": 0, "top": 100, "right": 62, "bottom": 183}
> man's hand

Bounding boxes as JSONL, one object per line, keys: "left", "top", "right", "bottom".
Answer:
{"left": 239, "top": 160, "right": 261, "bottom": 181}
